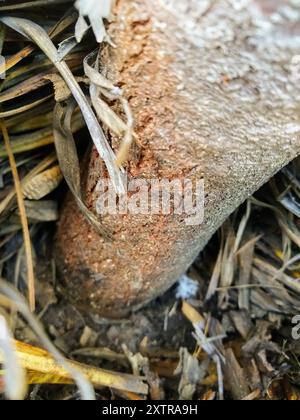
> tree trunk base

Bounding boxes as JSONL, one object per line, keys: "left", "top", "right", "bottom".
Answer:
{"left": 56, "top": 0, "right": 300, "bottom": 318}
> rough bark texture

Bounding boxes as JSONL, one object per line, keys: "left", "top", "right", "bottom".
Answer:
{"left": 56, "top": 0, "right": 300, "bottom": 318}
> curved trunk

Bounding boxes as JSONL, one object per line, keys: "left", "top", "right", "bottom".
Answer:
{"left": 56, "top": 0, "right": 300, "bottom": 318}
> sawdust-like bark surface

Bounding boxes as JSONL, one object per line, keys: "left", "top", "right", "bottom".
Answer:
{"left": 56, "top": 0, "right": 300, "bottom": 317}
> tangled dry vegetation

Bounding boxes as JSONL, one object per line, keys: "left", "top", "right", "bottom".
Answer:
{"left": 0, "top": 0, "right": 300, "bottom": 400}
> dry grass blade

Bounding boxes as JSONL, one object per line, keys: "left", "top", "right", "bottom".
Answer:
{"left": 218, "top": 224, "right": 236, "bottom": 308}
{"left": 0, "top": 340, "right": 149, "bottom": 394}
{"left": 6, "top": 106, "right": 53, "bottom": 133}
{"left": 0, "top": 121, "right": 36, "bottom": 312}
{"left": 0, "top": 112, "right": 84, "bottom": 158}
{"left": 233, "top": 200, "right": 251, "bottom": 254}
{"left": 254, "top": 257, "right": 300, "bottom": 296}
{"left": 0, "top": 0, "right": 73, "bottom": 11}
{"left": 0, "top": 71, "right": 53, "bottom": 103}
{"left": 278, "top": 216, "right": 300, "bottom": 248}
{"left": 0, "top": 22, "right": 5, "bottom": 52}
{"left": 0, "top": 279, "right": 95, "bottom": 400}
{"left": 0, "top": 280, "right": 148, "bottom": 398}
{"left": 0, "top": 96, "right": 52, "bottom": 119}
{"left": 0, "top": 45, "right": 34, "bottom": 76}
{"left": 182, "top": 301, "right": 225, "bottom": 400}
{"left": 0, "top": 315, "right": 27, "bottom": 400}
{"left": 53, "top": 102, "right": 112, "bottom": 239}
{"left": 85, "top": 51, "right": 128, "bottom": 137}
{"left": 84, "top": 51, "right": 135, "bottom": 167}
{"left": 115, "top": 98, "right": 134, "bottom": 167}
{"left": 0, "top": 7, "right": 78, "bottom": 75}
{"left": 0, "top": 152, "right": 57, "bottom": 216}
{"left": 237, "top": 237, "right": 257, "bottom": 310}
{"left": 205, "top": 244, "right": 223, "bottom": 301}
{"left": 90, "top": 85, "right": 128, "bottom": 137}
{"left": 0, "top": 16, "right": 125, "bottom": 195}
{"left": 0, "top": 127, "right": 53, "bottom": 158}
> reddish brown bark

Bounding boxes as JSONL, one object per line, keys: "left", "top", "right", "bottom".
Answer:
{"left": 56, "top": 0, "right": 300, "bottom": 317}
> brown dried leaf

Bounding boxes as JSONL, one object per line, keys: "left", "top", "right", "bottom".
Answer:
{"left": 23, "top": 166, "right": 63, "bottom": 200}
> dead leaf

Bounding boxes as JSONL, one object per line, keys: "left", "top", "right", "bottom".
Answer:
{"left": 23, "top": 166, "right": 63, "bottom": 200}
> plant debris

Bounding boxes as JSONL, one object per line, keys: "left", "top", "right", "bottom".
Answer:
{"left": 0, "top": 0, "right": 299, "bottom": 401}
